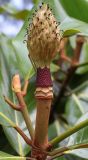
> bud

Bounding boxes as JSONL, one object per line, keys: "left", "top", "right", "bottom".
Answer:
{"left": 27, "top": 3, "right": 61, "bottom": 68}
{"left": 12, "top": 74, "right": 21, "bottom": 93}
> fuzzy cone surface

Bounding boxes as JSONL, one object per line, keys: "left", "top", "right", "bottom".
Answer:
{"left": 27, "top": 3, "right": 61, "bottom": 68}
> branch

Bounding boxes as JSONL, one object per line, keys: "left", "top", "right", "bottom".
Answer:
{"left": 0, "top": 112, "right": 32, "bottom": 147}
{"left": 59, "top": 38, "right": 72, "bottom": 63}
{"left": 4, "top": 96, "right": 21, "bottom": 111}
{"left": 14, "top": 126, "right": 32, "bottom": 146}
{"left": 21, "top": 80, "right": 29, "bottom": 96}
{"left": 47, "top": 143, "right": 88, "bottom": 160}
{"left": 55, "top": 65, "right": 77, "bottom": 103}
{"left": 53, "top": 35, "right": 84, "bottom": 108}
{"left": 76, "top": 62, "right": 88, "bottom": 68}
{"left": 50, "top": 118, "right": 88, "bottom": 147}
{"left": 12, "top": 74, "right": 34, "bottom": 140}
{"left": 65, "top": 81, "right": 88, "bottom": 96}
{"left": 16, "top": 92, "right": 34, "bottom": 140}
{"left": 72, "top": 35, "right": 85, "bottom": 65}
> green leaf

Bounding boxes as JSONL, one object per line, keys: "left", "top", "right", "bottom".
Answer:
{"left": 33, "top": 0, "right": 40, "bottom": 4}
{"left": 56, "top": 156, "right": 66, "bottom": 160}
{"left": 65, "top": 79, "right": 88, "bottom": 126}
{"left": 0, "top": 125, "right": 17, "bottom": 155}
{"left": 0, "top": 34, "right": 35, "bottom": 156}
{"left": 59, "top": 0, "right": 88, "bottom": 23}
{"left": 60, "top": 18, "right": 88, "bottom": 36}
{"left": 0, "top": 151, "right": 26, "bottom": 160}
{"left": 66, "top": 154, "right": 87, "bottom": 160}
{"left": 63, "top": 29, "right": 80, "bottom": 37}
{"left": 65, "top": 94, "right": 84, "bottom": 125}
{"left": 0, "top": 3, "right": 29, "bottom": 20}
{"left": 69, "top": 36, "right": 76, "bottom": 49}
{"left": 77, "top": 42, "right": 88, "bottom": 74}
{"left": 12, "top": 10, "right": 30, "bottom": 20}
{"left": 49, "top": 121, "right": 58, "bottom": 141}
{"left": 67, "top": 113, "right": 88, "bottom": 159}
{"left": 0, "top": 4, "right": 16, "bottom": 14}
{"left": 50, "top": 63, "right": 59, "bottom": 73}
{"left": 0, "top": 112, "right": 16, "bottom": 127}
{"left": 12, "top": 39, "right": 32, "bottom": 79}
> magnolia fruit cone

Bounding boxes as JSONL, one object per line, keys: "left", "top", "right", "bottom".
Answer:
{"left": 27, "top": 3, "right": 61, "bottom": 68}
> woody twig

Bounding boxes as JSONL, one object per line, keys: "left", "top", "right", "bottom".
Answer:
{"left": 59, "top": 38, "right": 72, "bottom": 63}
{"left": 4, "top": 74, "right": 34, "bottom": 140}
{"left": 53, "top": 35, "right": 85, "bottom": 108}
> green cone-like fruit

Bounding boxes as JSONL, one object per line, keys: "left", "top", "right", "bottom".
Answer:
{"left": 27, "top": 3, "right": 62, "bottom": 68}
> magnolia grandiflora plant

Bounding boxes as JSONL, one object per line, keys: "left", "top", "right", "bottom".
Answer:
{"left": 27, "top": 3, "right": 62, "bottom": 159}
{"left": 3, "top": 2, "right": 87, "bottom": 160}
{"left": 4, "top": 3, "right": 62, "bottom": 160}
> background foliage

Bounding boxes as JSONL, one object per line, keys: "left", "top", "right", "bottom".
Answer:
{"left": 0, "top": 0, "right": 88, "bottom": 159}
